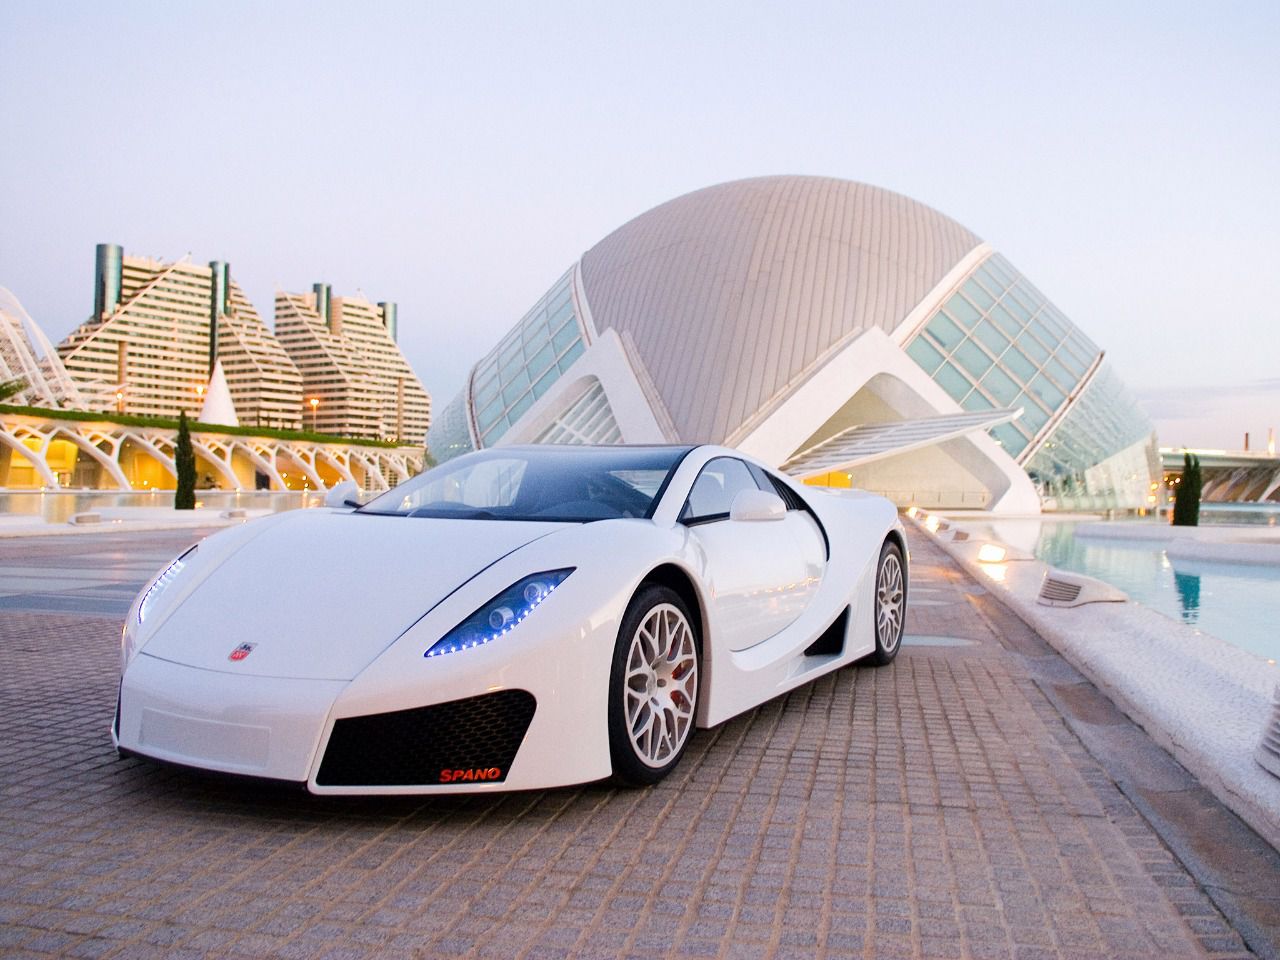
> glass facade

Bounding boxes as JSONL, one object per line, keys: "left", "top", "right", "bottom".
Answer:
{"left": 904, "top": 253, "right": 1156, "bottom": 508}
{"left": 1024, "top": 363, "right": 1158, "bottom": 509}
{"left": 470, "top": 271, "right": 586, "bottom": 447}
{"left": 533, "top": 379, "right": 622, "bottom": 445}
{"left": 426, "top": 389, "right": 475, "bottom": 463}
{"left": 904, "top": 254, "right": 1101, "bottom": 460}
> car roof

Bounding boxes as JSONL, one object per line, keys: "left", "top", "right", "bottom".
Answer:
{"left": 497, "top": 443, "right": 698, "bottom": 453}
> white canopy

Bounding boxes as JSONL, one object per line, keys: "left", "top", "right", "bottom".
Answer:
{"left": 782, "top": 407, "right": 1023, "bottom": 479}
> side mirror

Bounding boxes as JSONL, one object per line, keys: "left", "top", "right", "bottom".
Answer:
{"left": 324, "top": 480, "right": 360, "bottom": 510}
{"left": 729, "top": 489, "right": 786, "bottom": 522}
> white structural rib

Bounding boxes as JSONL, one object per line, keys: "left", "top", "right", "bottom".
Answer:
{"left": 782, "top": 408, "right": 1023, "bottom": 479}
{"left": 0, "top": 286, "right": 85, "bottom": 408}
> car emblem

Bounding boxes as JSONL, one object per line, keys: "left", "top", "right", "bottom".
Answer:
{"left": 228, "top": 642, "right": 256, "bottom": 662}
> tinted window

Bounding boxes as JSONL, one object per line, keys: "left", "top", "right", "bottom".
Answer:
{"left": 360, "top": 446, "right": 691, "bottom": 522}
{"left": 680, "top": 457, "right": 760, "bottom": 523}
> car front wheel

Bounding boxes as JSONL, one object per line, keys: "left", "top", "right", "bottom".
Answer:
{"left": 608, "top": 585, "right": 700, "bottom": 786}
{"left": 865, "top": 540, "right": 906, "bottom": 666}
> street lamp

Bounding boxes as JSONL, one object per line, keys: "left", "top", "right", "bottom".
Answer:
{"left": 309, "top": 397, "right": 319, "bottom": 432}
{"left": 115, "top": 390, "right": 124, "bottom": 414}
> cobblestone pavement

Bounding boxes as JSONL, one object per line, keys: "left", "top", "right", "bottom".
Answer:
{"left": 0, "top": 530, "right": 1266, "bottom": 959}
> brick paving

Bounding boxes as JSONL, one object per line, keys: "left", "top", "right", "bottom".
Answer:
{"left": 0, "top": 531, "right": 1263, "bottom": 958}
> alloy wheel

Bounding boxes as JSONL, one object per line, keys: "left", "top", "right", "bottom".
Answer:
{"left": 623, "top": 603, "right": 698, "bottom": 768}
{"left": 876, "top": 552, "right": 904, "bottom": 653}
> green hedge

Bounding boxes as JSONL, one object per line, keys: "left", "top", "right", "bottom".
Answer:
{"left": 0, "top": 403, "right": 416, "bottom": 450}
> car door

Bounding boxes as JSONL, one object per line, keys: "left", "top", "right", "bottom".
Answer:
{"left": 681, "top": 457, "right": 823, "bottom": 651}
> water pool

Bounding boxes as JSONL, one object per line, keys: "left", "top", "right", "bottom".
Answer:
{"left": 0, "top": 490, "right": 323, "bottom": 523}
{"left": 954, "top": 516, "right": 1280, "bottom": 663}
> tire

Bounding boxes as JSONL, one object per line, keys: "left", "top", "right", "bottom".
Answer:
{"left": 608, "top": 584, "right": 701, "bottom": 786}
{"left": 865, "top": 540, "right": 906, "bottom": 666}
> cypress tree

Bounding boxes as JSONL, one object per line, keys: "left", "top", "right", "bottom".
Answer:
{"left": 1172, "top": 452, "right": 1190, "bottom": 525}
{"left": 1172, "top": 451, "right": 1201, "bottom": 526}
{"left": 1189, "top": 453, "right": 1203, "bottom": 523}
{"left": 174, "top": 412, "right": 197, "bottom": 510}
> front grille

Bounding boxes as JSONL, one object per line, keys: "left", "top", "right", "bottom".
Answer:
{"left": 316, "top": 689, "right": 536, "bottom": 787}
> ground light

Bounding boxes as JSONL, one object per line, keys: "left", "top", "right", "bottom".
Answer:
{"left": 977, "top": 543, "right": 1007, "bottom": 564}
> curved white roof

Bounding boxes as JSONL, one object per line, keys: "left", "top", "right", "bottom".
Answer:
{"left": 579, "top": 175, "right": 982, "bottom": 444}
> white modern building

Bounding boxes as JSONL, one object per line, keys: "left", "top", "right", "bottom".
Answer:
{"left": 429, "top": 176, "right": 1158, "bottom": 513}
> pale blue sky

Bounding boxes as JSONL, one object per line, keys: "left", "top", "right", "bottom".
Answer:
{"left": 2, "top": 1, "right": 1277, "bottom": 448}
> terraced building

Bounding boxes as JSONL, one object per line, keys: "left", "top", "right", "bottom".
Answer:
{"left": 274, "top": 286, "right": 431, "bottom": 443}
{"left": 57, "top": 245, "right": 303, "bottom": 428}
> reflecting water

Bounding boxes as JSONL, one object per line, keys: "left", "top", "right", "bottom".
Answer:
{"left": 1200, "top": 503, "right": 1280, "bottom": 526}
{"left": 1172, "top": 571, "right": 1201, "bottom": 624}
{"left": 0, "top": 491, "right": 324, "bottom": 524}
{"left": 957, "top": 513, "right": 1280, "bottom": 662}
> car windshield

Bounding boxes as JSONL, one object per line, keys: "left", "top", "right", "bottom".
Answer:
{"left": 358, "top": 446, "right": 693, "bottom": 522}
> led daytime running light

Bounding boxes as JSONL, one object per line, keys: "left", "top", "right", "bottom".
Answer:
{"left": 137, "top": 548, "right": 195, "bottom": 624}
{"left": 425, "top": 568, "right": 574, "bottom": 658}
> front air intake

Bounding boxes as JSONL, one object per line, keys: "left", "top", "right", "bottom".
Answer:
{"left": 316, "top": 690, "right": 536, "bottom": 787}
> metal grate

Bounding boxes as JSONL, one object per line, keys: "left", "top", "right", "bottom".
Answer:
{"left": 1256, "top": 686, "right": 1280, "bottom": 779}
{"left": 1039, "top": 578, "right": 1082, "bottom": 604}
{"left": 317, "top": 690, "right": 536, "bottom": 787}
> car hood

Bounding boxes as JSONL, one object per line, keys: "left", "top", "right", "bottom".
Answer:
{"left": 140, "top": 510, "right": 566, "bottom": 680}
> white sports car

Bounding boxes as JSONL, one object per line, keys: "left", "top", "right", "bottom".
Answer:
{"left": 115, "top": 444, "right": 908, "bottom": 794}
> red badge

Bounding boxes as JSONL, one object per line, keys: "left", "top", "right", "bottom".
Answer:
{"left": 228, "top": 642, "right": 256, "bottom": 662}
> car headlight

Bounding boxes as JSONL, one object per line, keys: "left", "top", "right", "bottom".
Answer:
{"left": 122, "top": 546, "right": 197, "bottom": 671}
{"left": 425, "top": 568, "right": 574, "bottom": 658}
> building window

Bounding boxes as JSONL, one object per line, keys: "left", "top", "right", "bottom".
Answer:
{"left": 469, "top": 270, "right": 587, "bottom": 448}
{"left": 533, "top": 379, "right": 622, "bottom": 445}
{"left": 903, "top": 253, "right": 1103, "bottom": 460}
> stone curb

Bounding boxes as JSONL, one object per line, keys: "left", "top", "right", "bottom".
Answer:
{"left": 908, "top": 513, "right": 1280, "bottom": 854}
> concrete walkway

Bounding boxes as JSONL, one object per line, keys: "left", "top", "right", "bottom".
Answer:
{"left": 0, "top": 529, "right": 1273, "bottom": 959}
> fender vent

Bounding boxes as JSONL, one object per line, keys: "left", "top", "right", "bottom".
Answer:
{"left": 767, "top": 474, "right": 808, "bottom": 511}
{"left": 1040, "top": 578, "right": 1082, "bottom": 605}
{"left": 317, "top": 689, "right": 536, "bottom": 787}
{"left": 1256, "top": 685, "right": 1280, "bottom": 779}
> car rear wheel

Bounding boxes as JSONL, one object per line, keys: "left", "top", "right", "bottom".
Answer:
{"left": 608, "top": 585, "right": 700, "bottom": 786}
{"left": 865, "top": 540, "right": 906, "bottom": 666}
